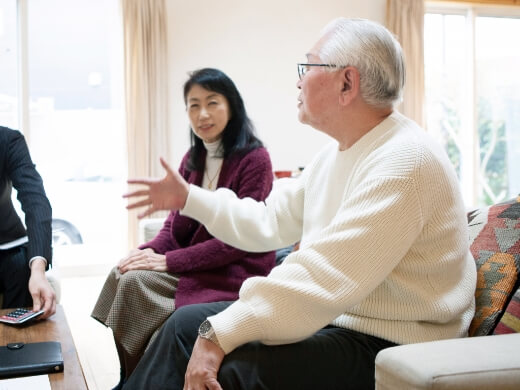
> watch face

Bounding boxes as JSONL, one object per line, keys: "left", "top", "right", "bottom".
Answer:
{"left": 199, "top": 319, "right": 212, "bottom": 336}
{"left": 198, "top": 319, "right": 220, "bottom": 348}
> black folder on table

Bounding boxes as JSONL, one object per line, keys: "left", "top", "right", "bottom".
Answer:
{"left": 0, "top": 341, "right": 64, "bottom": 378}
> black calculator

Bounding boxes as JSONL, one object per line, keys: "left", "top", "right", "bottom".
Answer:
{"left": 0, "top": 308, "right": 44, "bottom": 325}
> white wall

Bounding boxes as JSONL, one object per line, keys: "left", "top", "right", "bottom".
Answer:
{"left": 166, "top": 0, "right": 386, "bottom": 170}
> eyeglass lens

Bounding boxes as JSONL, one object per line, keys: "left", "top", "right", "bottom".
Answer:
{"left": 298, "top": 64, "right": 307, "bottom": 80}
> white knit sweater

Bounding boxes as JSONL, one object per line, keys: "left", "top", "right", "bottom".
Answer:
{"left": 182, "top": 111, "right": 477, "bottom": 354}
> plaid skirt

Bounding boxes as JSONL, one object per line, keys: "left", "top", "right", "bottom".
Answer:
{"left": 91, "top": 266, "right": 179, "bottom": 356}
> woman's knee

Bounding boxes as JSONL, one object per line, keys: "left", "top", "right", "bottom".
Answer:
{"left": 116, "top": 270, "right": 148, "bottom": 290}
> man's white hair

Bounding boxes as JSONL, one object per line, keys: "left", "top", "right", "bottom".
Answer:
{"left": 319, "top": 18, "right": 405, "bottom": 108}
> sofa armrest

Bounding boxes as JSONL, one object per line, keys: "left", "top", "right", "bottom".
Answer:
{"left": 138, "top": 217, "right": 165, "bottom": 244}
{"left": 375, "top": 333, "right": 520, "bottom": 390}
{"left": 47, "top": 268, "right": 61, "bottom": 304}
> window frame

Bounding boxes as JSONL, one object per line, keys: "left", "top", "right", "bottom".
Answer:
{"left": 425, "top": 1, "right": 520, "bottom": 207}
{"left": 15, "top": 0, "right": 29, "bottom": 141}
{"left": 431, "top": 0, "right": 520, "bottom": 6}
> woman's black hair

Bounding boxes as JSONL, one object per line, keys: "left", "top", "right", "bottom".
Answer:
{"left": 183, "top": 68, "right": 263, "bottom": 171}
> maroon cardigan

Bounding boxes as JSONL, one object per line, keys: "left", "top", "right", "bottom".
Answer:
{"left": 140, "top": 147, "right": 276, "bottom": 308}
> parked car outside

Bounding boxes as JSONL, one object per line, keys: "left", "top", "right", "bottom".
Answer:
{"left": 13, "top": 175, "right": 128, "bottom": 270}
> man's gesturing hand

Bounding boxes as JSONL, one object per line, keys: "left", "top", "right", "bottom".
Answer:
{"left": 124, "top": 157, "right": 190, "bottom": 218}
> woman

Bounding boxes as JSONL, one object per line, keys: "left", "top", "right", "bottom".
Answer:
{"left": 91, "top": 68, "right": 276, "bottom": 390}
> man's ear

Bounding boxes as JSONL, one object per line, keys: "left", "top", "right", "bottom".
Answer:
{"left": 339, "top": 66, "right": 360, "bottom": 106}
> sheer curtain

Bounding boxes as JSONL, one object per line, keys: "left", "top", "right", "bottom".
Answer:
{"left": 386, "top": 0, "right": 425, "bottom": 127}
{"left": 121, "top": 0, "right": 171, "bottom": 248}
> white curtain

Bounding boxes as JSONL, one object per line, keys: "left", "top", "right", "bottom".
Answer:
{"left": 121, "top": 0, "right": 171, "bottom": 248}
{"left": 386, "top": 0, "right": 425, "bottom": 127}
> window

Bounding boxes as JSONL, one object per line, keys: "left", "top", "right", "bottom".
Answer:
{"left": 0, "top": 1, "right": 18, "bottom": 128}
{"left": 424, "top": 3, "right": 520, "bottom": 208}
{"left": 1, "top": 0, "right": 126, "bottom": 271}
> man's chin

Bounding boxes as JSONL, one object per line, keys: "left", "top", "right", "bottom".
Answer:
{"left": 297, "top": 110, "right": 307, "bottom": 124}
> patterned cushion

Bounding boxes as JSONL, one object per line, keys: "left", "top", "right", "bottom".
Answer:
{"left": 493, "top": 287, "right": 520, "bottom": 334}
{"left": 467, "top": 195, "right": 520, "bottom": 336}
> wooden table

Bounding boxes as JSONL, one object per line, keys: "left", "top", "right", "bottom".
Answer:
{"left": 0, "top": 304, "right": 88, "bottom": 390}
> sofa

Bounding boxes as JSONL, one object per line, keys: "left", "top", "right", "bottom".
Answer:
{"left": 139, "top": 195, "right": 520, "bottom": 389}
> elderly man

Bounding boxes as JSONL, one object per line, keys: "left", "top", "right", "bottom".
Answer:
{"left": 0, "top": 126, "right": 56, "bottom": 318}
{"left": 123, "top": 18, "right": 476, "bottom": 390}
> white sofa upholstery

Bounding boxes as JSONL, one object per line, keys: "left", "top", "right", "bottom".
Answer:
{"left": 138, "top": 217, "right": 165, "bottom": 244}
{"left": 375, "top": 333, "right": 520, "bottom": 390}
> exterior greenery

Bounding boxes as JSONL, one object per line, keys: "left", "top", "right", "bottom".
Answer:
{"left": 440, "top": 97, "right": 509, "bottom": 206}
{"left": 477, "top": 98, "right": 508, "bottom": 205}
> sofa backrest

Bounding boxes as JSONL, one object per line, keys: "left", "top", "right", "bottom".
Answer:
{"left": 467, "top": 195, "right": 520, "bottom": 336}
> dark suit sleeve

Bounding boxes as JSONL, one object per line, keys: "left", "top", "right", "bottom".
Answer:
{"left": 7, "top": 131, "right": 53, "bottom": 268}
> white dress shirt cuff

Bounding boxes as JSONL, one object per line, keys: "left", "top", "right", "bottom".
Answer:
{"left": 28, "top": 256, "right": 48, "bottom": 269}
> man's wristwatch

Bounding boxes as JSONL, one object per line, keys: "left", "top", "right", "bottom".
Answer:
{"left": 198, "top": 319, "right": 221, "bottom": 348}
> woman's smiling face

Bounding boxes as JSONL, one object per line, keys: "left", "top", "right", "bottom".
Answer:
{"left": 186, "top": 84, "right": 231, "bottom": 143}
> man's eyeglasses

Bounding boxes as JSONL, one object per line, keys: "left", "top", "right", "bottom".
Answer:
{"left": 297, "top": 63, "right": 342, "bottom": 80}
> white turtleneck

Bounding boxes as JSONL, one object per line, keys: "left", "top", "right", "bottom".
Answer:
{"left": 201, "top": 140, "right": 224, "bottom": 191}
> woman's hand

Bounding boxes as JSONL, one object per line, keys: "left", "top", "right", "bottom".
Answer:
{"left": 124, "top": 157, "right": 190, "bottom": 218}
{"left": 118, "top": 248, "right": 167, "bottom": 273}
{"left": 184, "top": 337, "right": 225, "bottom": 390}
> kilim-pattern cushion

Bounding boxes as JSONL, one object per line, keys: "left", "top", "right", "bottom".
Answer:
{"left": 467, "top": 195, "right": 520, "bottom": 337}
{"left": 493, "top": 287, "right": 520, "bottom": 334}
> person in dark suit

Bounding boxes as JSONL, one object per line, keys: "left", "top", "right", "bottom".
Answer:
{"left": 0, "top": 126, "right": 56, "bottom": 318}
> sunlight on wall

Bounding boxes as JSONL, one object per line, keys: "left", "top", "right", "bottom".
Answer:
{"left": 165, "top": 0, "right": 386, "bottom": 172}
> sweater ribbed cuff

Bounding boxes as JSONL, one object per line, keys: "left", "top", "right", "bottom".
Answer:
{"left": 208, "top": 300, "right": 264, "bottom": 354}
{"left": 181, "top": 184, "right": 215, "bottom": 223}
